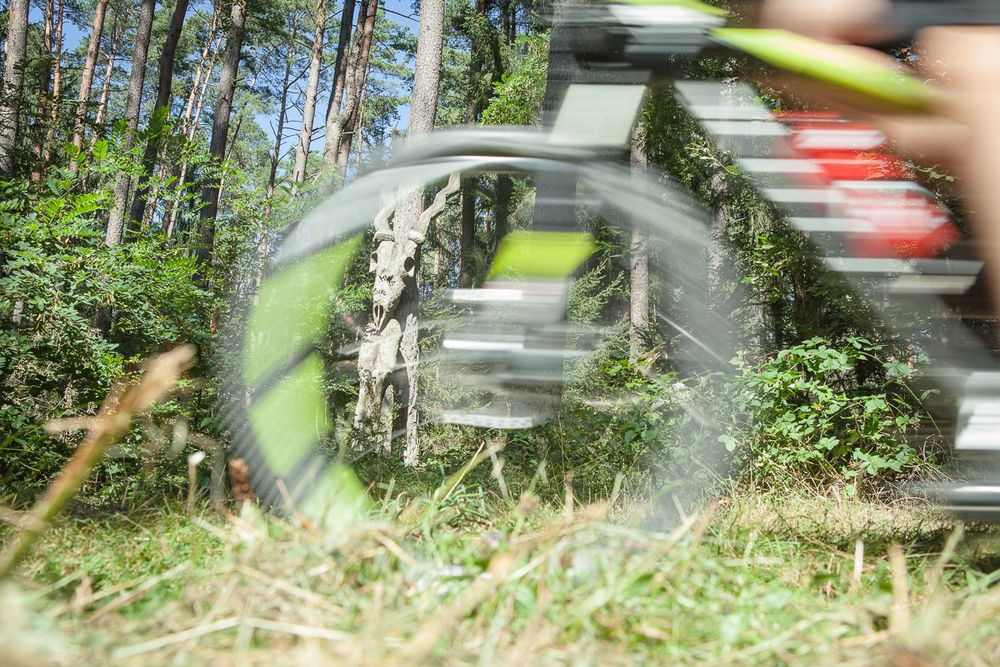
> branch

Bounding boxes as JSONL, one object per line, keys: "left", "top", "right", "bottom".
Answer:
{"left": 373, "top": 190, "right": 395, "bottom": 240}
{"left": 412, "top": 172, "right": 461, "bottom": 242}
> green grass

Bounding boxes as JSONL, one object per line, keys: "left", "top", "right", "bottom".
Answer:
{"left": 3, "top": 489, "right": 1000, "bottom": 666}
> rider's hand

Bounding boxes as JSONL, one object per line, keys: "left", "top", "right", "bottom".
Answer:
{"left": 760, "top": 0, "right": 1000, "bottom": 313}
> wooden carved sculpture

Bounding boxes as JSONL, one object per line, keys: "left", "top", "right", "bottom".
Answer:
{"left": 353, "top": 173, "right": 461, "bottom": 464}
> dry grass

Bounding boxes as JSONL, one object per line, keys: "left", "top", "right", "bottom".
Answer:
{"left": 3, "top": 487, "right": 1000, "bottom": 666}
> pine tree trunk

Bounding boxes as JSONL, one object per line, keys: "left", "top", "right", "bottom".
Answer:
{"left": 459, "top": 176, "right": 476, "bottom": 287}
{"left": 0, "top": 0, "right": 30, "bottom": 171}
{"left": 291, "top": 0, "right": 327, "bottom": 191}
{"left": 333, "top": 49, "right": 370, "bottom": 178}
{"left": 321, "top": 0, "right": 358, "bottom": 168}
{"left": 69, "top": 0, "right": 109, "bottom": 161}
{"left": 325, "top": 0, "right": 376, "bottom": 184}
{"left": 33, "top": 0, "right": 56, "bottom": 174}
{"left": 629, "top": 125, "right": 649, "bottom": 364}
{"left": 196, "top": 0, "right": 248, "bottom": 272}
{"left": 354, "top": 0, "right": 445, "bottom": 466}
{"left": 42, "top": 0, "right": 65, "bottom": 167}
{"left": 105, "top": 0, "right": 157, "bottom": 246}
{"left": 708, "top": 170, "right": 729, "bottom": 308}
{"left": 127, "top": 0, "right": 192, "bottom": 231}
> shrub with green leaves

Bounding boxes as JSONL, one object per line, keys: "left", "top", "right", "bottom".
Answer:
{"left": 724, "top": 337, "right": 929, "bottom": 495}
{"left": 0, "top": 165, "right": 212, "bottom": 500}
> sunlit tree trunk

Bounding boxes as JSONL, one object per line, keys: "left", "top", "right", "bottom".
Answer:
{"left": 196, "top": 0, "right": 248, "bottom": 272}
{"left": 321, "top": 0, "right": 358, "bottom": 170}
{"left": 354, "top": 0, "right": 446, "bottom": 466}
{"left": 334, "top": 50, "right": 370, "bottom": 178}
{"left": 325, "top": 0, "right": 376, "bottom": 185}
{"left": 33, "top": 0, "right": 56, "bottom": 175}
{"left": 181, "top": 5, "right": 221, "bottom": 135}
{"left": 106, "top": 0, "right": 157, "bottom": 246}
{"left": 629, "top": 124, "right": 649, "bottom": 364}
{"left": 69, "top": 0, "right": 109, "bottom": 165}
{"left": 0, "top": 0, "right": 29, "bottom": 172}
{"left": 291, "top": 0, "right": 327, "bottom": 192}
{"left": 128, "top": 0, "right": 193, "bottom": 231}
{"left": 41, "top": 0, "right": 65, "bottom": 167}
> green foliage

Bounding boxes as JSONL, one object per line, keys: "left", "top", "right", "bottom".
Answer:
{"left": 0, "top": 160, "right": 212, "bottom": 500}
{"left": 480, "top": 34, "right": 549, "bottom": 126}
{"left": 725, "top": 337, "right": 928, "bottom": 494}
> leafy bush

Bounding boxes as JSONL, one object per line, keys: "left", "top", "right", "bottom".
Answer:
{"left": 0, "top": 164, "right": 212, "bottom": 500}
{"left": 724, "top": 337, "right": 929, "bottom": 495}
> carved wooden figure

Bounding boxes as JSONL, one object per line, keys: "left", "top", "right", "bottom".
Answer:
{"left": 353, "top": 173, "right": 461, "bottom": 464}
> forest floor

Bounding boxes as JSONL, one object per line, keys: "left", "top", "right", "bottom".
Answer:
{"left": 3, "top": 487, "right": 1000, "bottom": 666}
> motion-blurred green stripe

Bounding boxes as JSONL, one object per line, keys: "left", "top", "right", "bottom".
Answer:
{"left": 612, "top": 0, "right": 727, "bottom": 17}
{"left": 248, "top": 354, "right": 331, "bottom": 477}
{"left": 299, "top": 462, "right": 371, "bottom": 531}
{"left": 712, "top": 28, "right": 936, "bottom": 111}
{"left": 488, "top": 231, "right": 595, "bottom": 281}
{"left": 244, "top": 237, "right": 361, "bottom": 389}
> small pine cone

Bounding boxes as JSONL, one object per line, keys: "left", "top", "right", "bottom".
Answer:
{"left": 228, "top": 457, "right": 255, "bottom": 502}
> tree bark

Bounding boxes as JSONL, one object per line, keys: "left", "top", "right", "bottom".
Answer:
{"left": 196, "top": 0, "right": 248, "bottom": 272}
{"left": 324, "top": 0, "right": 376, "bottom": 185}
{"left": 708, "top": 170, "right": 729, "bottom": 308}
{"left": 333, "top": 44, "right": 371, "bottom": 178}
{"left": 128, "top": 0, "right": 193, "bottom": 231}
{"left": 69, "top": 0, "right": 109, "bottom": 161}
{"left": 291, "top": 0, "right": 327, "bottom": 191}
{"left": 105, "top": 0, "right": 157, "bottom": 246}
{"left": 459, "top": 176, "right": 476, "bottom": 287}
{"left": 33, "top": 0, "right": 56, "bottom": 173}
{"left": 42, "top": 0, "right": 65, "bottom": 167}
{"left": 354, "top": 0, "right": 446, "bottom": 466}
{"left": 321, "top": 0, "right": 358, "bottom": 167}
{"left": 629, "top": 124, "right": 649, "bottom": 364}
{"left": 0, "top": 0, "right": 30, "bottom": 171}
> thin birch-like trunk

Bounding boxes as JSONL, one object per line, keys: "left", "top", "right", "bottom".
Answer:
{"left": 291, "top": 0, "right": 327, "bottom": 191}
{"left": 128, "top": 0, "right": 193, "bottom": 232}
{"left": 321, "top": 0, "right": 357, "bottom": 166}
{"left": 42, "top": 0, "right": 65, "bottom": 167}
{"left": 90, "top": 8, "right": 124, "bottom": 149}
{"left": 105, "top": 0, "right": 157, "bottom": 246}
{"left": 33, "top": 0, "right": 55, "bottom": 173}
{"left": 181, "top": 6, "right": 220, "bottom": 134}
{"left": 164, "top": 40, "right": 221, "bottom": 237}
{"left": 69, "top": 0, "right": 109, "bottom": 162}
{"left": 267, "top": 17, "right": 299, "bottom": 202}
{"left": 196, "top": 0, "right": 249, "bottom": 272}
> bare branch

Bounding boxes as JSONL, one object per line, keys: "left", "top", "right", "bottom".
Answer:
{"left": 412, "top": 172, "right": 460, "bottom": 242}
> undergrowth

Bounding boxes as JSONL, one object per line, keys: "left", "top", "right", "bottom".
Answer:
{"left": 3, "top": 487, "right": 1000, "bottom": 666}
